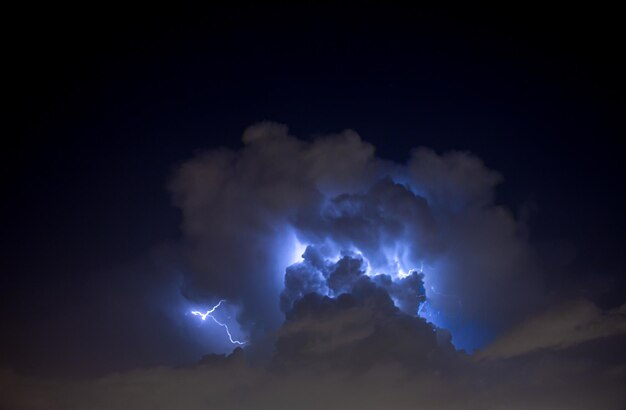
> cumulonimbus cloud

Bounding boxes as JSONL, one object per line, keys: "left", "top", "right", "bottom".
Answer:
{"left": 2, "top": 123, "right": 625, "bottom": 410}
{"left": 168, "top": 122, "right": 542, "bottom": 350}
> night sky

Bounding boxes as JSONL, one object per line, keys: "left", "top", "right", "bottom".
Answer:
{"left": 2, "top": 5, "right": 625, "bottom": 409}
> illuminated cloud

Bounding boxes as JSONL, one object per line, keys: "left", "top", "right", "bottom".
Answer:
{"left": 27, "top": 122, "right": 608, "bottom": 410}
{"left": 169, "top": 122, "right": 542, "bottom": 350}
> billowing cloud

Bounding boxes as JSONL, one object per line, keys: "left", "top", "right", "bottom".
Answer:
{"left": 168, "top": 122, "right": 543, "bottom": 350}
{"left": 16, "top": 122, "right": 613, "bottom": 409}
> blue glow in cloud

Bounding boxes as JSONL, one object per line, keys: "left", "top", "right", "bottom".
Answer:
{"left": 171, "top": 123, "right": 541, "bottom": 354}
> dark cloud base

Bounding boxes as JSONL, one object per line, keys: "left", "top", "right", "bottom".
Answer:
{"left": 2, "top": 321, "right": 624, "bottom": 409}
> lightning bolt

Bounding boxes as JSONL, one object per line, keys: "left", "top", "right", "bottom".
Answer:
{"left": 191, "top": 300, "right": 246, "bottom": 345}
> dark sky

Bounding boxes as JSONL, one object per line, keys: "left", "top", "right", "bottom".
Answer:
{"left": 1, "top": 5, "right": 625, "bottom": 409}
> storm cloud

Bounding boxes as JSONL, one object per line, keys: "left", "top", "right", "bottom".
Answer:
{"left": 168, "top": 122, "right": 542, "bottom": 349}
{"left": 3, "top": 123, "right": 622, "bottom": 409}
